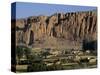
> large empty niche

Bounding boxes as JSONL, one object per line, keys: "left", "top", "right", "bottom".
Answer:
{"left": 29, "top": 30, "right": 34, "bottom": 45}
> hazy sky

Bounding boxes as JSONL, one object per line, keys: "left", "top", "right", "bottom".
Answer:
{"left": 11, "top": 2, "right": 97, "bottom": 19}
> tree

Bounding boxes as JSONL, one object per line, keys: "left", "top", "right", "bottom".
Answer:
{"left": 16, "top": 46, "right": 33, "bottom": 64}
{"left": 27, "top": 63, "right": 47, "bottom": 72}
{"left": 82, "top": 39, "right": 97, "bottom": 52}
{"left": 16, "top": 46, "right": 24, "bottom": 64}
{"left": 24, "top": 48, "right": 34, "bottom": 64}
{"left": 24, "top": 48, "right": 31, "bottom": 59}
{"left": 42, "top": 51, "right": 50, "bottom": 58}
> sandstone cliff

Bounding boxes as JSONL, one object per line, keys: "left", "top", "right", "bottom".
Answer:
{"left": 13, "top": 10, "right": 97, "bottom": 49}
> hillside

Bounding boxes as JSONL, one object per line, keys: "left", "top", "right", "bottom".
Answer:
{"left": 12, "top": 10, "right": 97, "bottom": 49}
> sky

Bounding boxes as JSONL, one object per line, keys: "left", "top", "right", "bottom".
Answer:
{"left": 11, "top": 2, "right": 97, "bottom": 19}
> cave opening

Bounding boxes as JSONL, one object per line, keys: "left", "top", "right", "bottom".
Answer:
{"left": 29, "top": 30, "right": 34, "bottom": 45}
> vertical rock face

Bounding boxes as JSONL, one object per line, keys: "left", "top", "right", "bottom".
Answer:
{"left": 13, "top": 10, "right": 97, "bottom": 48}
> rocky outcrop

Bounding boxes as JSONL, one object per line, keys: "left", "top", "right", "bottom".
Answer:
{"left": 13, "top": 10, "right": 97, "bottom": 48}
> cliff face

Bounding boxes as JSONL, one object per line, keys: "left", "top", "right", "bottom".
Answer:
{"left": 14, "top": 11, "right": 97, "bottom": 49}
